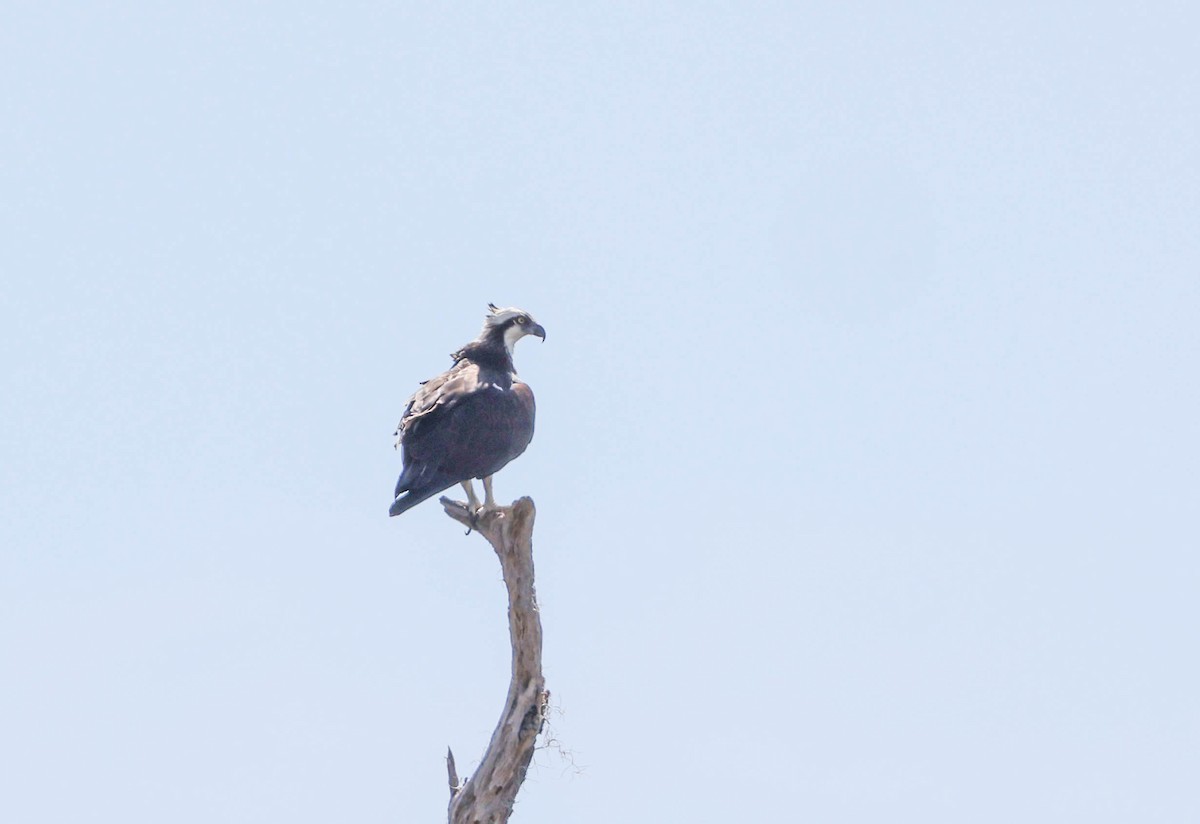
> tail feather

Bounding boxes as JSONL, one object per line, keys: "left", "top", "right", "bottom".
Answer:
{"left": 394, "top": 466, "right": 417, "bottom": 498}
{"left": 389, "top": 478, "right": 456, "bottom": 517}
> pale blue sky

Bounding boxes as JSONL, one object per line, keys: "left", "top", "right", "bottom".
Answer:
{"left": 2, "top": 3, "right": 1197, "bottom": 822}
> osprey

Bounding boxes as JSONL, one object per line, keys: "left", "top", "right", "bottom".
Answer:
{"left": 389, "top": 304, "right": 545, "bottom": 517}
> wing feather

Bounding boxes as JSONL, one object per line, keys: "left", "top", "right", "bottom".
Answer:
{"left": 394, "top": 361, "right": 486, "bottom": 445}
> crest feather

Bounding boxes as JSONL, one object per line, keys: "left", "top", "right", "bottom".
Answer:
{"left": 484, "top": 304, "right": 528, "bottom": 327}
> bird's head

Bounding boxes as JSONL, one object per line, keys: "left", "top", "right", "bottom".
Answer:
{"left": 484, "top": 303, "right": 546, "bottom": 354}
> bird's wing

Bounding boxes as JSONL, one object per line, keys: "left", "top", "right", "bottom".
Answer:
{"left": 394, "top": 362, "right": 483, "bottom": 444}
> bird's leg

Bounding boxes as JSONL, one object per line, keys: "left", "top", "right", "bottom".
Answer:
{"left": 482, "top": 475, "right": 496, "bottom": 509}
{"left": 460, "top": 480, "right": 482, "bottom": 514}
{"left": 458, "top": 480, "right": 485, "bottom": 532}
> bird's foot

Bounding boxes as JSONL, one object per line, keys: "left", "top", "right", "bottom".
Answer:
{"left": 467, "top": 502, "right": 500, "bottom": 533}
{"left": 438, "top": 496, "right": 502, "bottom": 535}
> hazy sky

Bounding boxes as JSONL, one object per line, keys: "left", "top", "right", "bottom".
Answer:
{"left": 2, "top": 3, "right": 1197, "bottom": 822}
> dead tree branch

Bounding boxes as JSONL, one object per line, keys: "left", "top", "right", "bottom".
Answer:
{"left": 437, "top": 496, "right": 548, "bottom": 824}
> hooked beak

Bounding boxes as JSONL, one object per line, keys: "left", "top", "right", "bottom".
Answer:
{"left": 529, "top": 322, "right": 546, "bottom": 341}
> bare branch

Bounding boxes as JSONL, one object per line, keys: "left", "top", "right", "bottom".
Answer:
{"left": 446, "top": 748, "right": 459, "bottom": 799}
{"left": 437, "top": 496, "right": 548, "bottom": 824}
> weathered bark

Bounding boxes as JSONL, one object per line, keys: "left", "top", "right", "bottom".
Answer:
{"left": 438, "top": 496, "right": 548, "bottom": 824}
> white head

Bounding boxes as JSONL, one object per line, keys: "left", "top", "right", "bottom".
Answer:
{"left": 483, "top": 303, "right": 546, "bottom": 354}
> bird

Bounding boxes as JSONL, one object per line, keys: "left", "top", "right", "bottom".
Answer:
{"left": 389, "top": 304, "right": 545, "bottom": 518}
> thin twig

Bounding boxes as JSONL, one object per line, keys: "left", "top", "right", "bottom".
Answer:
{"left": 446, "top": 748, "right": 459, "bottom": 800}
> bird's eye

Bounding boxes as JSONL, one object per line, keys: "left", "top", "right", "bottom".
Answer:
{"left": 517, "top": 316, "right": 527, "bottom": 325}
